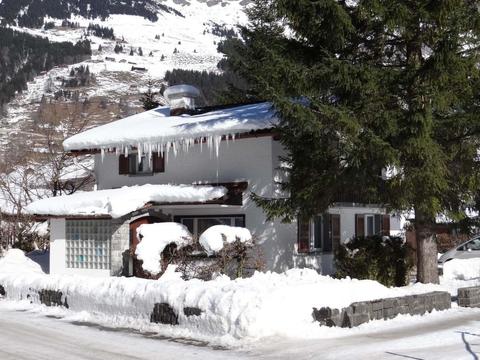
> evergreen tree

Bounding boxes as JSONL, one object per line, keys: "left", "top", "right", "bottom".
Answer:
{"left": 222, "top": 0, "right": 480, "bottom": 284}
{"left": 140, "top": 80, "right": 160, "bottom": 111}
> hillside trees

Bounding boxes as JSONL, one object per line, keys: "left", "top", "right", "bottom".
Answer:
{"left": 0, "top": 28, "right": 91, "bottom": 107}
{"left": 0, "top": 98, "right": 95, "bottom": 249}
{"left": 221, "top": 0, "right": 480, "bottom": 284}
{"left": 0, "top": 0, "right": 184, "bottom": 28}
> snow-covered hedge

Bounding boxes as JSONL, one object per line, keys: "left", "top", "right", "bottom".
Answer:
{"left": 0, "top": 250, "right": 450, "bottom": 344}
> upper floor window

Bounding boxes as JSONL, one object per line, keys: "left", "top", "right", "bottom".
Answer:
{"left": 119, "top": 153, "right": 164, "bottom": 176}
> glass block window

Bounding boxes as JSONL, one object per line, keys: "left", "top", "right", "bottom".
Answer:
{"left": 65, "top": 220, "right": 112, "bottom": 270}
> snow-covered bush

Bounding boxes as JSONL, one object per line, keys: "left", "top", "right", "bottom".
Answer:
{"left": 135, "top": 222, "right": 193, "bottom": 277}
{"left": 335, "top": 236, "right": 413, "bottom": 287}
{"left": 133, "top": 223, "right": 263, "bottom": 280}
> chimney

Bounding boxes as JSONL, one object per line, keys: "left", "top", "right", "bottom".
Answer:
{"left": 163, "top": 84, "right": 201, "bottom": 116}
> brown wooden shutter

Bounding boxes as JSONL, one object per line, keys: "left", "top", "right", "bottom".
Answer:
{"left": 382, "top": 214, "right": 391, "bottom": 236}
{"left": 331, "top": 214, "right": 341, "bottom": 252}
{"left": 152, "top": 152, "right": 165, "bottom": 173}
{"left": 297, "top": 217, "right": 311, "bottom": 253}
{"left": 119, "top": 155, "right": 129, "bottom": 175}
{"left": 355, "top": 214, "right": 365, "bottom": 237}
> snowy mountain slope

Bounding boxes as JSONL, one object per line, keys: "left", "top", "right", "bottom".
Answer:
{"left": 0, "top": 0, "right": 248, "bottom": 154}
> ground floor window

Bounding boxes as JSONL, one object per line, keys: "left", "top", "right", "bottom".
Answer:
{"left": 298, "top": 214, "right": 341, "bottom": 254}
{"left": 65, "top": 219, "right": 112, "bottom": 270}
{"left": 355, "top": 214, "right": 390, "bottom": 237}
{"left": 174, "top": 215, "right": 245, "bottom": 238}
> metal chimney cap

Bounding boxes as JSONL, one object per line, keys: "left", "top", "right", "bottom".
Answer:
{"left": 164, "top": 85, "right": 201, "bottom": 102}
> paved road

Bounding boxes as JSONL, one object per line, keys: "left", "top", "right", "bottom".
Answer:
{"left": 0, "top": 302, "right": 479, "bottom": 360}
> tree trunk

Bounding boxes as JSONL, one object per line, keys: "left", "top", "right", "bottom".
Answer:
{"left": 415, "top": 209, "right": 439, "bottom": 284}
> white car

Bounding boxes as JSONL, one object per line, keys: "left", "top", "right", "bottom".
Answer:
{"left": 438, "top": 236, "right": 480, "bottom": 269}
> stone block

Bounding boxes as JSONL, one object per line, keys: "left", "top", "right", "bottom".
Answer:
{"left": 351, "top": 302, "right": 370, "bottom": 314}
{"left": 371, "top": 300, "right": 383, "bottom": 311}
{"left": 383, "top": 298, "right": 394, "bottom": 308}
{"left": 38, "top": 289, "right": 68, "bottom": 308}
{"left": 151, "top": 303, "right": 178, "bottom": 325}
{"left": 384, "top": 307, "right": 399, "bottom": 319}
{"left": 457, "top": 286, "right": 480, "bottom": 308}
{"left": 343, "top": 312, "right": 370, "bottom": 328}
{"left": 184, "top": 307, "right": 202, "bottom": 317}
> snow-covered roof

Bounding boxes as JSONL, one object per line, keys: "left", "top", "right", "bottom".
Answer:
{"left": 25, "top": 184, "right": 227, "bottom": 218}
{"left": 63, "top": 102, "right": 277, "bottom": 154}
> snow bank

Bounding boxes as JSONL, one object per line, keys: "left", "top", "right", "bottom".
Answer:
{"left": 136, "top": 223, "right": 193, "bottom": 275}
{"left": 25, "top": 184, "right": 226, "bottom": 218}
{"left": 0, "top": 250, "right": 450, "bottom": 345}
{"left": 0, "top": 249, "right": 44, "bottom": 275}
{"left": 199, "top": 225, "right": 252, "bottom": 254}
{"left": 443, "top": 258, "right": 480, "bottom": 281}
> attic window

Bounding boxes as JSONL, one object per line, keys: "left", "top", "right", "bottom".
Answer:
{"left": 119, "top": 153, "right": 164, "bottom": 176}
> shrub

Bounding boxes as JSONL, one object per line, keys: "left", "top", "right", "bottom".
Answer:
{"left": 335, "top": 236, "right": 413, "bottom": 287}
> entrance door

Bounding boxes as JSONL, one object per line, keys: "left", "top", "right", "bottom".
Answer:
{"left": 129, "top": 216, "right": 164, "bottom": 277}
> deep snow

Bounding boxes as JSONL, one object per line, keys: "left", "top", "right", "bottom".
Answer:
{"left": 1, "top": 249, "right": 477, "bottom": 347}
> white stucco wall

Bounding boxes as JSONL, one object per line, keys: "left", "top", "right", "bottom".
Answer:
{"left": 94, "top": 137, "right": 298, "bottom": 273}
{"left": 49, "top": 136, "right": 404, "bottom": 276}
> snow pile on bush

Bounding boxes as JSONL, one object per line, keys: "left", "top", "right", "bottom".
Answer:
{"left": 0, "top": 249, "right": 44, "bottom": 274}
{"left": 0, "top": 249, "right": 448, "bottom": 344}
{"left": 443, "top": 258, "right": 480, "bottom": 281}
{"left": 135, "top": 223, "right": 192, "bottom": 275}
{"left": 199, "top": 225, "right": 252, "bottom": 254}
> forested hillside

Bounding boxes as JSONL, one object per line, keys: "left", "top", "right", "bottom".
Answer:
{"left": 0, "top": 28, "right": 91, "bottom": 106}
{"left": 0, "top": 0, "right": 183, "bottom": 28}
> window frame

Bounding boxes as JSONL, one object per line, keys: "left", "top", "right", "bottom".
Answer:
{"left": 130, "top": 154, "right": 153, "bottom": 175}
{"left": 297, "top": 214, "right": 340, "bottom": 254}
{"left": 365, "top": 214, "right": 375, "bottom": 237}
{"left": 173, "top": 214, "right": 246, "bottom": 239}
{"left": 119, "top": 152, "right": 165, "bottom": 176}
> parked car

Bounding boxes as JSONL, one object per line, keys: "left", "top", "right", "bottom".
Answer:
{"left": 438, "top": 236, "right": 480, "bottom": 270}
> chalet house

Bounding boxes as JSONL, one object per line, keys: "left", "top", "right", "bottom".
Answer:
{"left": 26, "top": 85, "right": 402, "bottom": 277}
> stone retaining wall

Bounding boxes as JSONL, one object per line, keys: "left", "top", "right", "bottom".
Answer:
{"left": 458, "top": 286, "right": 480, "bottom": 308}
{"left": 313, "top": 291, "right": 451, "bottom": 328}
